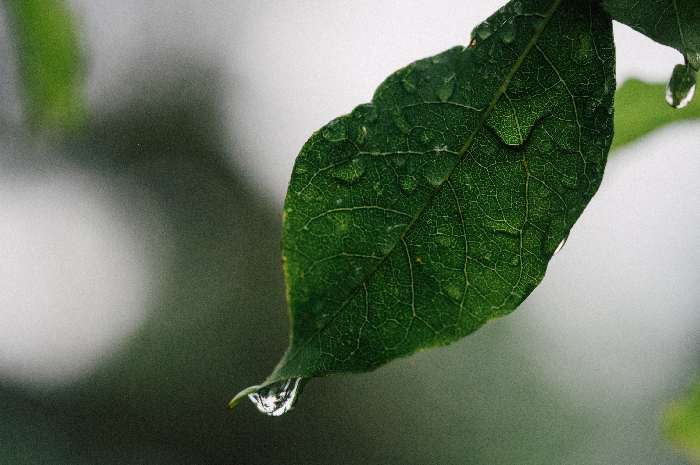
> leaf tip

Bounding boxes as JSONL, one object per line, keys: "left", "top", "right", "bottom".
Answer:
{"left": 227, "top": 385, "right": 260, "bottom": 411}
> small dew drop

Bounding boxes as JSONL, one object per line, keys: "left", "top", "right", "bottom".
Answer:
{"left": 666, "top": 63, "right": 697, "bottom": 109}
{"left": 393, "top": 113, "right": 412, "bottom": 135}
{"left": 323, "top": 119, "right": 347, "bottom": 142}
{"left": 402, "top": 74, "right": 418, "bottom": 94}
{"left": 445, "top": 283, "right": 463, "bottom": 302}
{"left": 573, "top": 33, "right": 593, "bottom": 63}
{"left": 425, "top": 165, "right": 449, "bottom": 187}
{"left": 248, "top": 378, "right": 304, "bottom": 417}
{"left": 355, "top": 125, "right": 368, "bottom": 145}
{"left": 436, "top": 234, "right": 453, "bottom": 247}
{"left": 352, "top": 103, "right": 379, "bottom": 123}
{"left": 435, "top": 73, "right": 456, "bottom": 102}
{"left": 473, "top": 21, "right": 492, "bottom": 40}
{"left": 330, "top": 158, "right": 366, "bottom": 183}
{"left": 512, "top": 1, "right": 523, "bottom": 15}
{"left": 498, "top": 19, "right": 516, "bottom": 44}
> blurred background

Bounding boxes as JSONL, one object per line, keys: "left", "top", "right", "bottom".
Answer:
{"left": 0, "top": 1, "right": 698, "bottom": 464}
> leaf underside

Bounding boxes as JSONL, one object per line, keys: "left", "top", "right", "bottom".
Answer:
{"left": 233, "top": 0, "right": 615, "bottom": 404}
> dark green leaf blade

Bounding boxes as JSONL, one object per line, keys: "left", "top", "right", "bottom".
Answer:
{"left": 232, "top": 0, "right": 615, "bottom": 408}
{"left": 602, "top": 0, "right": 700, "bottom": 69}
{"left": 3, "top": 0, "right": 85, "bottom": 129}
{"left": 612, "top": 78, "right": 700, "bottom": 151}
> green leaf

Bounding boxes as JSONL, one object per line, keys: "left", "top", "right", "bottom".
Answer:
{"left": 232, "top": 0, "right": 616, "bottom": 410}
{"left": 612, "top": 78, "right": 700, "bottom": 151}
{"left": 603, "top": 0, "right": 700, "bottom": 69}
{"left": 666, "top": 379, "right": 700, "bottom": 464}
{"left": 3, "top": 0, "right": 85, "bottom": 129}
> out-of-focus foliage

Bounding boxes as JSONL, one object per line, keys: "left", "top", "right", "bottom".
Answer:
{"left": 666, "top": 379, "right": 700, "bottom": 464}
{"left": 612, "top": 79, "right": 700, "bottom": 151}
{"left": 3, "top": 0, "right": 85, "bottom": 129}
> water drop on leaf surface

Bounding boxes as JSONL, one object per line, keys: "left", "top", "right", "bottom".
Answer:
{"left": 323, "top": 119, "right": 348, "bottom": 142}
{"left": 666, "top": 63, "right": 697, "bottom": 109}
{"left": 498, "top": 19, "right": 516, "bottom": 44}
{"left": 473, "top": 21, "right": 492, "bottom": 40}
{"left": 248, "top": 378, "right": 304, "bottom": 417}
{"left": 435, "top": 73, "right": 456, "bottom": 102}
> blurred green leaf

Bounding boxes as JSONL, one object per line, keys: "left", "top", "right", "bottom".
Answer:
{"left": 3, "top": 0, "right": 85, "bottom": 129}
{"left": 666, "top": 379, "right": 700, "bottom": 464}
{"left": 612, "top": 79, "right": 700, "bottom": 151}
{"left": 233, "top": 0, "right": 616, "bottom": 409}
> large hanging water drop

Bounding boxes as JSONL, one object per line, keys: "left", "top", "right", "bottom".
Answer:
{"left": 248, "top": 378, "right": 304, "bottom": 417}
{"left": 666, "top": 63, "right": 697, "bottom": 109}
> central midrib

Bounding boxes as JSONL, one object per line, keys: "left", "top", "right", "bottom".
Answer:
{"left": 275, "top": 0, "right": 564, "bottom": 380}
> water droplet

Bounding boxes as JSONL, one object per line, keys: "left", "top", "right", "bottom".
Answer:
{"left": 352, "top": 103, "right": 379, "bottom": 123}
{"left": 322, "top": 119, "right": 347, "bottom": 142}
{"left": 445, "top": 283, "right": 463, "bottom": 302}
{"left": 425, "top": 160, "right": 452, "bottom": 187}
{"left": 512, "top": 1, "right": 523, "bottom": 15}
{"left": 498, "top": 19, "right": 516, "bottom": 44}
{"left": 432, "top": 53, "right": 449, "bottom": 65}
{"left": 355, "top": 125, "right": 368, "bottom": 145}
{"left": 399, "top": 175, "right": 417, "bottom": 193}
{"left": 435, "top": 73, "right": 456, "bottom": 102}
{"left": 331, "top": 158, "right": 366, "bottom": 183}
{"left": 540, "top": 138, "right": 553, "bottom": 153}
{"left": 248, "top": 378, "right": 304, "bottom": 417}
{"left": 402, "top": 73, "right": 418, "bottom": 94}
{"left": 436, "top": 234, "right": 454, "bottom": 247}
{"left": 380, "top": 240, "right": 394, "bottom": 255}
{"left": 473, "top": 21, "right": 492, "bottom": 41}
{"left": 392, "top": 109, "right": 412, "bottom": 135}
{"left": 573, "top": 33, "right": 592, "bottom": 63}
{"left": 666, "top": 63, "right": 697, "bottom": 109}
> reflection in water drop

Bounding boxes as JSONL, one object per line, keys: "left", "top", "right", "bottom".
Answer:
{"left": 666, "top": 63, "right": 697, "bottom": 109}
{"left": 248, "top": 377, "right": 304, "bottom": 417}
